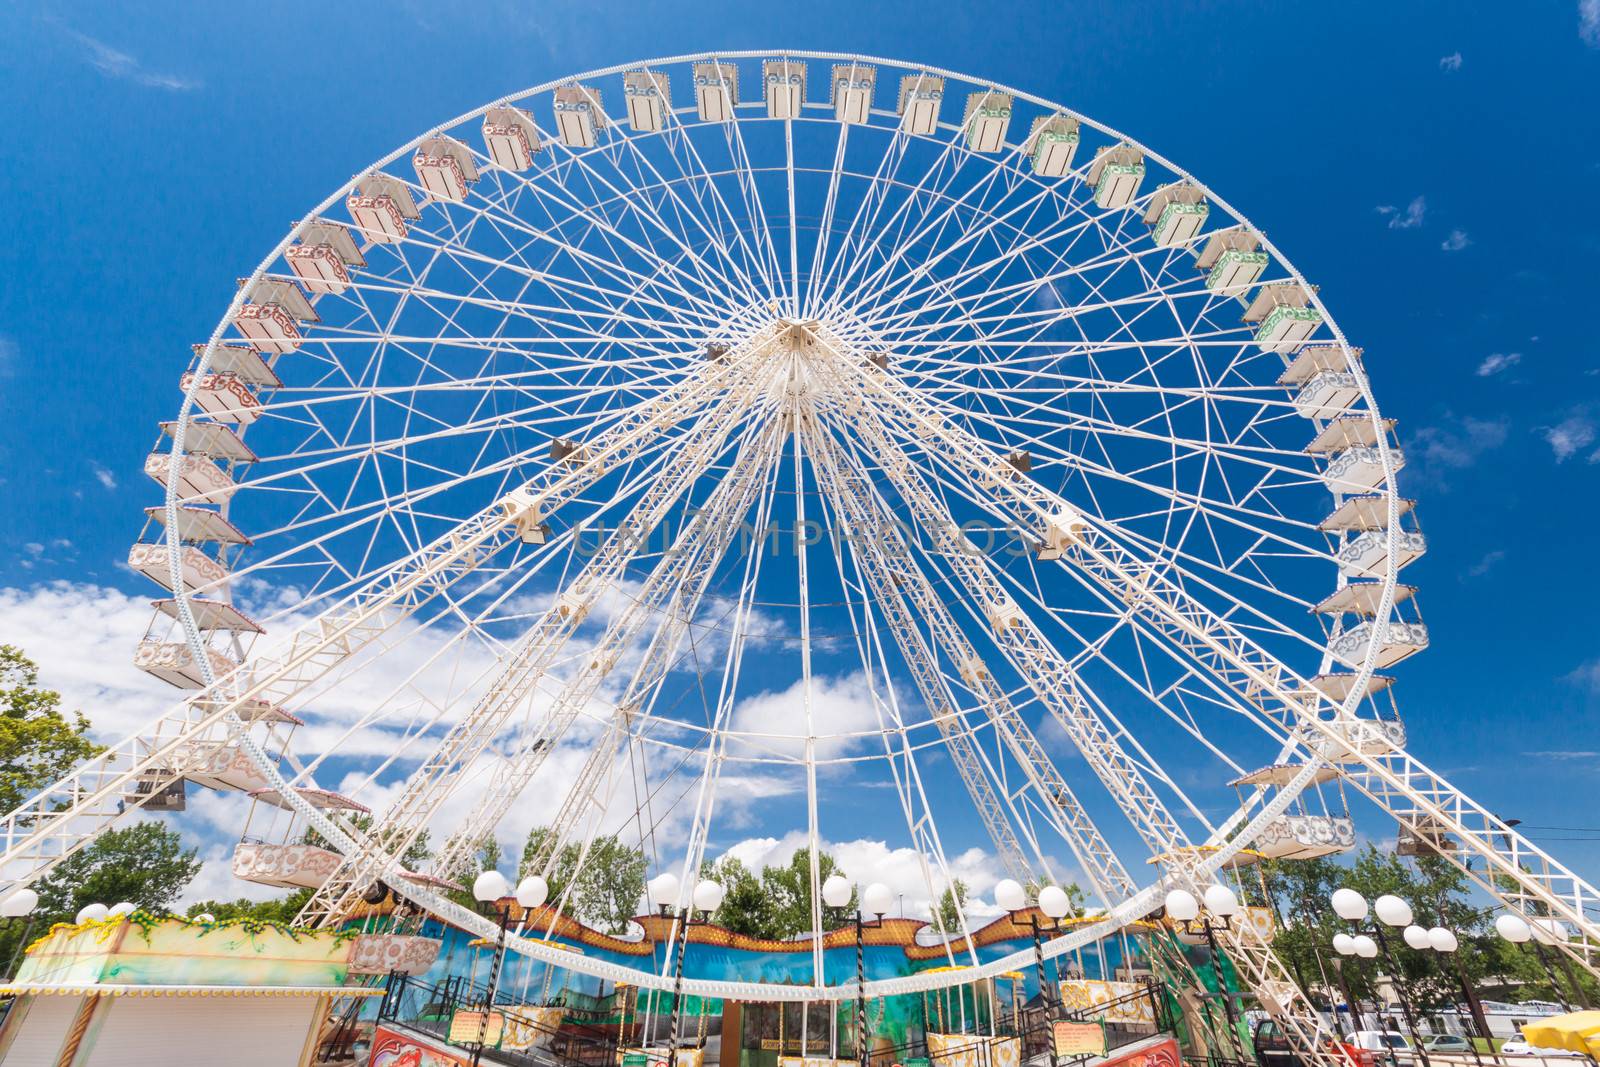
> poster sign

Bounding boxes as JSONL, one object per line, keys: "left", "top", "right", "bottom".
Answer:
{"left": 449, "top": 1009, "right": 505, "bottom": 1047}
{"left": 370, "top": 1024, "right": 472, "bottom": 1067}
{"left": 1053, "top": 1021, "right": 1107, "bottom": 1057}
{"left": 1100, "top": 1037, "right": 1180, "bottom": 1067}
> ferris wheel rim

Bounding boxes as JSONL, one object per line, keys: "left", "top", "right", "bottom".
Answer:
{"left": 146, "top": 48, "right": 1412, "bottom": 998}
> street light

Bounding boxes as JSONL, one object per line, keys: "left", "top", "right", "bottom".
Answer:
{"left": 998, "top": 879, "right": 1071, "bottom": 1016}
{"left": 1166, "top": 885, "right": 1247, "bottom": 1057}
{"left": 1495, "top": 913, "right": 1587, "bottom": 1010}
{"left": 652, "top": 872, "right": 722, "bottom": 1067}
{"left": 1330, "top": 890, "right": 1431, "bottom": 1067}
{"left": 1406, "top": 923, "right": 1490, "bottom": 1067}
{"left": 468, "top": 869, "right": 514, "bottom": 1067}
{"left": 827, "top": 876, "right": 890, "bottom": 1067}
{"left": 2, "top": 888, "right": 39, "bottom": 982}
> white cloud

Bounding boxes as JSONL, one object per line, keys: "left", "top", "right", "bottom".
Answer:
{"left": 1476, "top": 352, "right": 1521, "bottom": 376}
{"left": 53, "top": 23, "right": 200, "bottom": 91}
{"left": 1377, "top": 196, "right": 1427, "bottom": 230}
{"left": 1441, "top": 229, "right": 1471, "bottom": 252}
{"left": 1543, "top": 415, "right": 1597, "bottom": 462}
{"left": 1439, "top": 52, "right": 1463, "bottom": 72}
{"left": 91, "top": 462, "right": 117, "bottom": 490}
{"left": 1583, "top": 0, "right": 1600, "bottom": 46}
{"left": 1466, "top": 549, "right": 1505, "bottom": 578}
{"left": 1404, "top": 415, "right": 1509, "bottom": 489}
{"left": 726, "top": 672, "right": 886, "bottom": 761}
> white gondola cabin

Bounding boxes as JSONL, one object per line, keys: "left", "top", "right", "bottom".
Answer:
{"left": 961, "top": 91, "right": 1012, "bottom": 153}
{"left": 483, "top": 106, "right": 542, "bottom": 169}
{"left": 285, "top": 220, "right": 363, "bottom": 295}
{"left": 1307, "top": 416, "right": 1404, "bottom": 494}
{"left": 413, "top": 136, "right": 479, "bottom": 203}
{"left": 693, "top": 62, "right": 739, "bottom": 122}
{"left": 897, "top": 73, "right": 944, "bottom": 135}
{"left": 1319, "top": 492, "right": 1415, "bottom": 533}
{"left": 144, "top": 451, "right": 235, "bottom": 504}
{"left": 1243, "top": 283, "right": 1322, "bottom": 353}
{"left": 347, "top": 173, "right": 419, "bottom": 244}
{"left": 133, "top": 638, "right": 238, "bottom": 688}
{"left": 179, "top": 372, "right": 263, "bottom": 424}
{"left": 1087, "top": 144, "right": 1146, "bottom": 210}
{"left": 127, "top": 543, "right": 229, "bottom": 595}
{"left": 1313, "top": 581, "right": 1416, "bottom": 618}
{"left": 553, "top": 85, "right": 606, "bottom": 148}
{"left": 1228, "top": 765, "right": 1356, "bottom": 861}
{"left": 622, "top": 72, "right": 671, "bottom": 133}
{"left": 1027, "top": 115, "right": 1080, "bottom": 177}
{"left": 233, "top": 841, "right": 342, "bottom": 890}
{"left": 144, "top": 503, "right": 250, "bottom": 545}
{"left": 169, "top": 739, "right": 274, "bottom": 793}
{"left": 247, "top": 786, "right": 370, "bottom": 815}
{"left": 763, "top": 59, "right": 806, "bottom": 120}
{"left": 1195, "top": 226, "right": 1269, "bottom": 294}
{"left": 1313, "top": 716, "right": 1407, "bottom": 758}
{"left": 1336, "top": 528, "right": 1427, "bottom": 578}
{"left": 1144, "top": 183, "right": 1209, "bottom": 247}
{"left": 160, "top": 419, "right": 256, "bottom": 464}
{"left": 1279, "top": 345, "right": 1362, "bottom": 419}
{"left": 830, "top": 63, "right": 876, "bottom": 124}
{"left": 153, "top": 597, "right": 263, "bottom": 634}
{"left": 1330, "top": 618, "right": 1429, "bottom": 669}
{"left": 233, "top": 279, "right": 316, "bottom": 355}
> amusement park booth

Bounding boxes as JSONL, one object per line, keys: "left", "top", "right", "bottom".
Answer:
{"left": 0, "top": 911, "right": 435, "bottom": 1067}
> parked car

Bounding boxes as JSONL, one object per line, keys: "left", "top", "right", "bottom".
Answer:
{"left": 1252, "top": 1019, "right": 1377, "bottom": 1067}
{"left": 1501, "top": 1040, "right": 1583, "bottom": 1058}
{"left": 1343, "top": 1030, "right": 1416, "bottom": 1067}
{"left": 1423, "top": 1035, "right": 1473, "bottom": 1054}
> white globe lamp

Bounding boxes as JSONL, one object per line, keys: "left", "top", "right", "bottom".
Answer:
{"left": 1332, "top": 933, "right": 1357, "bottom": 956}
{"left": 862, "top": 883, "right": 894, "bottom": 918}
{"left": 76, "top": 903, "right": 110, "bottom": 925}
{"left": 648, "top": 872, "right": 681, "bottom": 912}
{"left": 1331, "top": 888, "right": 1368, "bottom": 922}
{"left": 1428, "top": 927, "right": 1458, "bottom": 953}
{"left": 1374, "top": 895, "right": 1413, "bottom": 928}
{"left": 1164, "top": 889, "right": 1200, "bottom": 922}
{"left": 1353, "top": 934, "right": 1379, "bottom": 959}
{"left": 1038, "top": 885, "right": 1071, "bottom": 920}
{"left": 1402, "top": 924, "right": 1430, "bottom": 950}
{"left": 1495, "top": 914, "right": 1532, "bottom": 944}
{"left": 822, "top": 875, "right": 852, "bottom": 909}
{"left": 472, "top": 869, "right": 510, "bottom": 905}
{"left": 692, "top": 879, "right": 725, "bottom": 914}
{"left": 515, "top": 875, "right": 549, "bottom": 909}
{"left": 1, "top": 889, "right": 38, "bottom": 918}
{"left": 1203, "top": 884, "right": 1239, "bottom": 917}
{"left": 994, "top": 879, "right": 1026, "bottom": 913}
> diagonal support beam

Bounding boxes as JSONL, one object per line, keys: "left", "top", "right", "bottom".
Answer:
{"left": 298, "top": 351, "right": 789, "bottom": 924}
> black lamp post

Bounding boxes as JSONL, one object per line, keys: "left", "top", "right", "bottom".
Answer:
{"left": 824, "top": 876, "right": 892, "bottom": 1067}
{"left": 1332, "top": 889, "right": 1432, "bottom": 1067}
{"left": 649, "top": 873, "right": 724, "bottom": 1067}
{"left": 995, "top": 878, "right": 1074, "bottom": 1017}
{"left": 1165, "top": 884, "right": 1248, "bottom": 1060}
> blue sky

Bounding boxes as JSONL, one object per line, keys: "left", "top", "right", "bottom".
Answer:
{"left": 2, "top": 1, "right": 1600, "bottom": 905}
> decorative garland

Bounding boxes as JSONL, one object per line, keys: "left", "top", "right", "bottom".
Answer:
{"left": 22, "top": 909, "right": 359, "bottom": 957}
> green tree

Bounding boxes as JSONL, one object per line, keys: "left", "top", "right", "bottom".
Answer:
{"left": 933, "top": 879, "right": 970, "bottom": 933}
{"left": 759, "top": 849, "right": 855, "bottom": 940}
{"left": 0, "top": 645, "right": 102, "bottom": 812}
{"left": 185, "top": 889, "right": 313, "bottom": 926}
{"left": 700, "top": 855, "right": 772, "bottom": 938}
{"left": 519, "top": 829, "right": 646, "bottom": 935}
{"left": 32, "top": 822, "right": 203, "bottom": 919}
{"left": 303, "top": 816, "right": 432, "bottom": 870}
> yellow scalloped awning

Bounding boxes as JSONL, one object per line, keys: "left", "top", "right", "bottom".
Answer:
{"left": 1521, "top": 1012, "right": 1600, "bottom": 1057}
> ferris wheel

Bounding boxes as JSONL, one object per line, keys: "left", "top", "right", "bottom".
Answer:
{"left": 6, "top": 50, "right": 1599, "bottom": 1025}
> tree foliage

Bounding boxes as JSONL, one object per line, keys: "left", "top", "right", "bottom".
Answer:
{"left": 520, "top": 829, "right": 646, "bottom": 936}
{"left": 933, "top": 879, "right": 969, "bottom": 933}
{"left": 1251, "top": 846, "right": 1597, "bottom": 1009}
{"left": 0, "top": 645, "right": 102, "bottom": 812}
